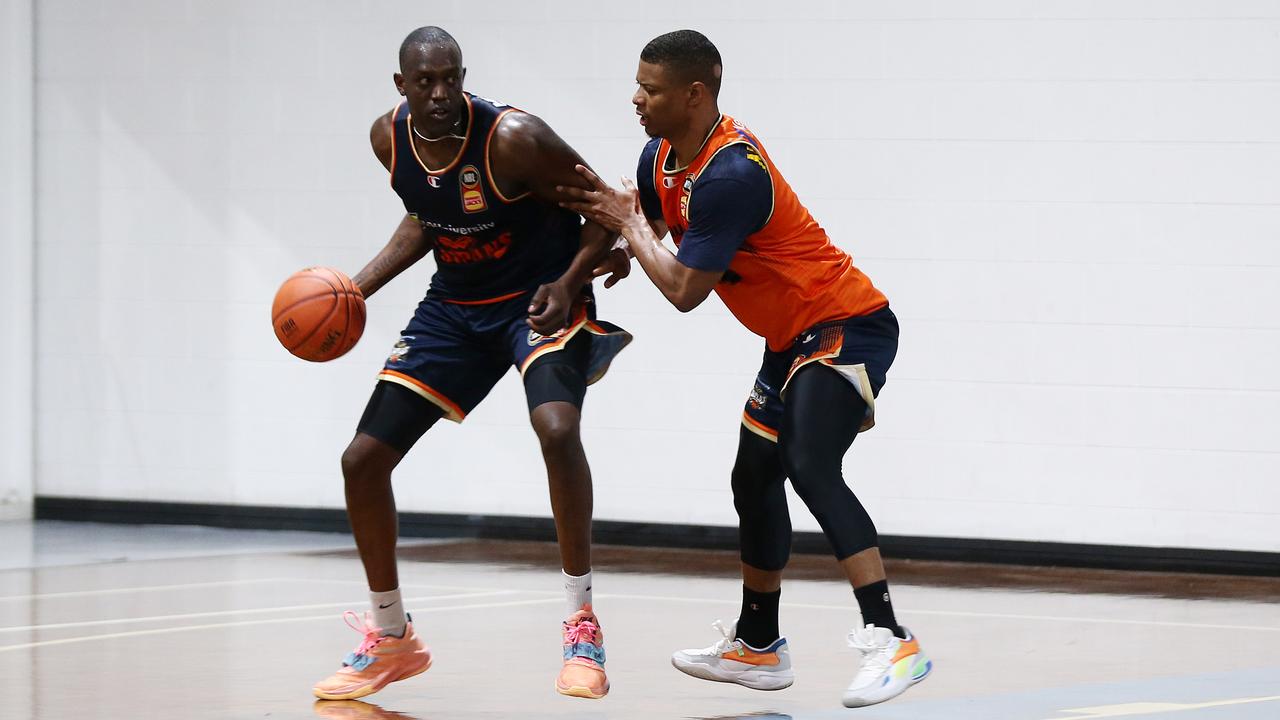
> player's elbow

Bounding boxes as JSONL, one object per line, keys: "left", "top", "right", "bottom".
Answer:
{"left": 670, "top": 287, "right": 706, "bottom": 313}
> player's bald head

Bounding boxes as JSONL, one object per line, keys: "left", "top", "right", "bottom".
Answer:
{"left": 640, "top": 30, "right": 722, "bottom": 98}
{"left": 399, "top": 26, "right": 461, "bottom": 69}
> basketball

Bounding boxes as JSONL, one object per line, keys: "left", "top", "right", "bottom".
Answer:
{"left": 271, "top": 267, "right": 366, "bottom": 362}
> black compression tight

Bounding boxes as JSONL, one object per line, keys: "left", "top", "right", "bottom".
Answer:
{"left": 734, "top": 363, "right": 881, "bottom": 569}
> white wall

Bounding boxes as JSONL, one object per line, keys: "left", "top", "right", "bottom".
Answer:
{"left": 1, "top": 0, "right": 34, "bottom": 520}
{"left": 32, "top": 1, "right": 1280, "bottom": 552}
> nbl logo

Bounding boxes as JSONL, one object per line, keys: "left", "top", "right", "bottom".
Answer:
{"left": 460, "top": 168, "right": 480, "bottom": 186}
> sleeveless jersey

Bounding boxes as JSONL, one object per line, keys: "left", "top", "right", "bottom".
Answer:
{"left": 647, "top": 115, "right": 888, "bottom": 351}
{"left": 390, "top": 93, "right": 581, "bottom": 302}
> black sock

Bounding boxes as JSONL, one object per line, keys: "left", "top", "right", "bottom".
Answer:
{"left": 735, "top": 584, "right": 781, "bottom": 649}
{"left": 853, "top": 579, "right": 904, "bottom": 638}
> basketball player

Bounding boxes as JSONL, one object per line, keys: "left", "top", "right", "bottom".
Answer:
{"left": 311, "top": 27, "right": 630, "bottom": 702}
{"left": 559, "top": 30, "right": 930, "bottom": 708}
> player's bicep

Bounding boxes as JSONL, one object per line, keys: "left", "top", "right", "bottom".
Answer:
{"left": 370, "top": 112, "right": 394, "bottom": 171}
{"left": 494, "top": 113, "right": 593, "bottom": 202}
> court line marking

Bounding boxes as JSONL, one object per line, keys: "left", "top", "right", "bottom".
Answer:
{"left": 0, "top": 591, "right": 518, "bottom": 633}
{"left": 0, "top": 578, "right": 496, "bottom": 602}
{"left": 3, "top": 588, "right": 1278, "bottom": 654}
{"left": 0, "top": 597, "right": 565, "bottom": 653}
{"left": 1046, "top": 695, "right": 1280, "bottom": 718}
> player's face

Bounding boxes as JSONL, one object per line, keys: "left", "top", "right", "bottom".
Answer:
{"left": 633, "top": 61, "right": 688, "bottom": 139}
{"left": 396, "top": 45, "right": 466, "bottom": 136}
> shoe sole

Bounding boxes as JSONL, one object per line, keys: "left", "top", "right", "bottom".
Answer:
{"left": 312, "top": 658, "right": 433, "bottom": 701}
{"left": 671, "top": 657, "right": 794, "bottom": 691}
{"left": 841, "top": 655, "right": 931, "bottom": 708}
{"left": 555, "top": 681, "right": 609, "bottom": 699}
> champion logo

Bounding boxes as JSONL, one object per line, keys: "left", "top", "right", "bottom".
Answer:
{"left": 662, "top": 176, "right": 678, "bottom": 188}
{"left": 426, "top": 175, "right": 441, "bottom": 188}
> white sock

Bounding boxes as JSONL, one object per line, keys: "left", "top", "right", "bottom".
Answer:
{"left": 563, "top": 569, "right": 593, "bottom": 615}
{"left": 370, "top": 588, "right": 407, "bottom": 638}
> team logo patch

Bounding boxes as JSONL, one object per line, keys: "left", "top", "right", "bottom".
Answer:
{"left": 679, "top": 172, "right": 695, "bottom": 221}
{"left": 748, "top": 383, "right": 768, "bottom": 411}
{"left": 527, "top": 326, "right": 571, "bottom": 345}
{"left": 459, "top": 165, "right": 487, "bottom": 213}
{"left": 388, "top": 337, "right": 412, "bottom": 364}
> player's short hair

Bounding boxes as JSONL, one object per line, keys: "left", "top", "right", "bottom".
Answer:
{"left": 399, "top": 26, "right": 461, "bottom": 68}
{"left": 640, "top": 30, "right": 722, "bottom": 98}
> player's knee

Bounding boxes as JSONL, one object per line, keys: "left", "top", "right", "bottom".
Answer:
{"left": 341, "top": 434, "right": 397, "bottom": 488}
{"left": 532, "top": 407, "right": 581, "bottom": 457}
{"left": 779, "top": 440, "right": 837, "bottom": 497}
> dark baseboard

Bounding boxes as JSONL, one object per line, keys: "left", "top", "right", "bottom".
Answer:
{"left": 33, "top": 496, "right": 1280, "bottom": 577}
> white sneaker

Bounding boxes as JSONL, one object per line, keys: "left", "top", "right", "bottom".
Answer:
{"left": 671, "top": 619, "right": 794, "bottom": 691}
{"left": 842, "top": 624, "right": 931, "bottom": 707}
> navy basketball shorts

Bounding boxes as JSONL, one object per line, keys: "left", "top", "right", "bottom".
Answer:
{"left": 742, "top": 306, "right": 899, "bottom": 442}
{"left": 376, "top": 290, "right": 631, "bottom": 423}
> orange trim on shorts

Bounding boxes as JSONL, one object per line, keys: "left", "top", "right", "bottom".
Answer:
{"left": 378, "top": 370, "right": 465, "bottom": 422}
{"left": 519, "top": 306, "right": 591, "bottom": 376}
{"left": 441, "top": 289, "right": 527, "bottom": 306}
{"left": 741, "top": 412, "right": 779, "bottom": 443}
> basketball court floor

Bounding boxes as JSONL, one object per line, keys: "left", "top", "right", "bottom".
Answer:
{"left": 2, "top": 521, "right": 1278, "bottom": 719}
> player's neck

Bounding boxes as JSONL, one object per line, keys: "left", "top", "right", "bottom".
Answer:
{"left": 670, "top": 111, "right": 721, "bottom": 167}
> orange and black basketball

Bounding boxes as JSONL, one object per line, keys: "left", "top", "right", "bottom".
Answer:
{"left": 271, "top": 267, "right": 366, "bottom": 362}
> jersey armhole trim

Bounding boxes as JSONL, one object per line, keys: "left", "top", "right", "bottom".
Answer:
{"left": 688, "top": 140, "right": 776, "bottom": 236}
{"left": 485, "top": 108, "right": 533, "bottom": 204}
{"left": 388, "top": 101, "right": 403, "bottom": 187}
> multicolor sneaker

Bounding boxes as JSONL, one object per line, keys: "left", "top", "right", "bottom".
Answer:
{"left": 556, "top": 604, "right": 609, "bottom": 699}
{"left": 842, "top": 624, "right": 931, "bottom": 707}
{"left": 671, "top": 619, "right": 794, "bottom": 691}
{"left": 312, "top": 611, "right": 432, "bottom": 701}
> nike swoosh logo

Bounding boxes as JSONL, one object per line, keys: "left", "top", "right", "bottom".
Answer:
{"left": 378, "top": 602, "right": 399, "bottom": 609}
{"left": 803, "top": 334, "right": 816, "bottom": 343}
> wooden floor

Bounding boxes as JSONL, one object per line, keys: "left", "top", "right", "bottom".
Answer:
{"left": 2, "top": 521, "right": 1278, "bottom": 719}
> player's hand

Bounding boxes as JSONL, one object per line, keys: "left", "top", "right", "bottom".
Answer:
{"left": 591, "top": 246, "right": 631, "bottom": 289}
{"left": 527, "top": 280, "right": 572, "bottom": 335}
{"left": 558, "top": 165, "right": 643, "bottom": 233}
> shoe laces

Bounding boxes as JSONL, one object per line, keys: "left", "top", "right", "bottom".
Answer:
{"left": 344, "top": 610, "right": 388, "bottom": 656}
{"left": 564, "top": 617, "right": 600, "bottom": 645}
{"left": 693, "top": 619, "right": 740, "bottom": 656}
{"left": 847, "top": 624, "right": 896, "bottom": 671}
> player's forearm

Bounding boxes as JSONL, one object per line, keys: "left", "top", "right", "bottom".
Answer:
{"left": 621, "top": 217, "right": 695, "bottom": 311}
{"left": 352, "top": 216, "right": 432, "bottom": 298}
{"left": 554, "top": 220, "right": 616, "bottom": 289}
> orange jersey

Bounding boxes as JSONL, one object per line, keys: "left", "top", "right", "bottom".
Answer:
{"left": 642, "top": 115, "right": 887, "bottom": 352}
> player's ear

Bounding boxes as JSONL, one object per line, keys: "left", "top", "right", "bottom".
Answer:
{"left": 688, "top": 81, "right": 708, "bottom": 108}
{"left": 394, "top": 72, "right": 406, "bottom": 96}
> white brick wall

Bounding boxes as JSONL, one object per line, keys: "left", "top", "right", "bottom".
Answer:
{"left": 1, "top": 0, "right": 34, "bottom": 519}
{"left": 32, "top": 1, "right": 1280, "bottom": 552}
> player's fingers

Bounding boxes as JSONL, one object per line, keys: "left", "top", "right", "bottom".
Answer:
{"left": 575, "top": 164, "right": 608, "bottom": 190}
{"left": 528, "top": 284, "right": 549, "bottom": 313}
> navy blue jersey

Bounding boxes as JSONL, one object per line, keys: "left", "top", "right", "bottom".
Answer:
{"left": 390, "top": 93, "right": 582, "bottom": 302}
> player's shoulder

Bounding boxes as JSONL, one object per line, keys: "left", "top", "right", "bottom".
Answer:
{"left": 701, "top": 141, "right": 770, "bottom": 184}
{"left": 489, "top": 106, "right": 556, "bottom": 155}
{"left": 370, "top": 107, "right": 396, "bottom": 169}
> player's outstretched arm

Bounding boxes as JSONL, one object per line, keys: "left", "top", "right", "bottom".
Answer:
{"left": 489, "top": 111, "right": 627, "bottom": 332}
{"left": 351, "top": 113, "right": 434, "bottom": 298}
{"left": 560, "top": 166, "right": 719, "bottom": 313}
